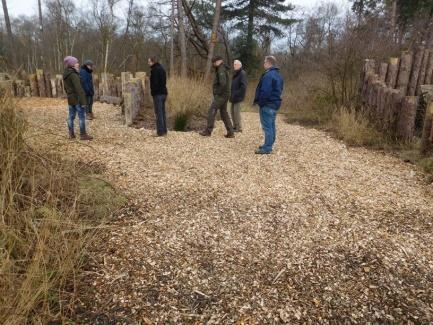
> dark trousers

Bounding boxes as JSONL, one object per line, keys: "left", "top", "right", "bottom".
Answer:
{"left": 86, "top": 95, "right": 93, "bottom": 114}
{"left": 206, "top": 97, "right": 234, "bottom": 134}
{"left": 153, "top": 94, "right": 167, "bottom": 135}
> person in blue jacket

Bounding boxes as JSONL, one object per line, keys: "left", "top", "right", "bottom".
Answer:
{"left": 253, "top": 56, "right": 284, "bottom": 154}
{"left": 79, "top": 60, "right": 95, "bottom": 120}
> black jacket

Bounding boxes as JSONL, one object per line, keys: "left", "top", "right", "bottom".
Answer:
{"left": 150, "top": 63, "right": 168, "bottom": 96}
{"left": 230, "top": 69, "right": 247, "bottom": 103}
{"left": 79, "top": 65, "right": 94, "bottom": 96}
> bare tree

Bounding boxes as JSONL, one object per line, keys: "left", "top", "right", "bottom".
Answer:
{"left": 177, "top": 0, "right": 187, "bottom": 77}
{"left": 170, "top": 0, "right": 175, "bottom": 76}
{"left": 204, "top": 0, "right": 222, "bottom": 80}
{"left": 1, "top": 0, "right": 16, "bottom": 68}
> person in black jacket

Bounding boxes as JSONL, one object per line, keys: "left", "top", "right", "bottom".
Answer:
{"left": 148, "top": 56, "right": 168, "bottom": 136}
{"left": 230, "top": 60, "right": 248, "bottom": 132}
{"left": 79, "top": 59, "right": 95, "bottom": 120}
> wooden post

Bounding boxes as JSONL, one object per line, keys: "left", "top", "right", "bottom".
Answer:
{"left": 24, "top": 86, "right": 31, "bottom": 97}
{"left": 377, "top": 84, "right": 387, "bottom": 121}
{"left": 55, "top": 74, "right": 64, "bottom": 97}
{"left": 29, "top": 74, "right": 39, "bottom": 97}
{"left": 121, "top": 72, "right": 132, "bottom": 98}
{"left": 417, "top": 50, "right": 431, "bottom": 95}
{"left": 50, "top": 78, "right": 57, "bottom": 97}
{"left": 420, "top": 85, "right": 433, "bottom": 155}
{"left": 93, "top": 74, "right": 100, "bottom": 101}
{"left": 361, "top": 59, "right": 376, "bottom": 104}
{"left": 397, "top": 96, "right": 418, "bottom": 140}
{"left": 385, "top": 57, "right": 399, "bottom": 88}
{"left": 408, "top": 46, "right": 425, "bottom": 96}
{"left": 124, "top": 78, "right": 144, "bottom": 126}
{"left": 425, "top": 51, "right": 433, "bottom": 85}
{"left": 379, "top": 62, "right": 388, "bottom": 83}
{"left": 396, "top": 52, "right": 413, "bottom": 96}
{"left": 382, "top": 87, "right": 394, "bottom": 130}
{"left": 13, "top": 80, "right": 25, "bottom": 97}
{"left": 44, "top": 72, "right": 52, "bottom": 97}
{"left": 36, "top": 69, "right": 47, "bottom": 97}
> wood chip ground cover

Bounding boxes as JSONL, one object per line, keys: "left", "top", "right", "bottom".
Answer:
{"left": 19, "top": 98, "right": 433, "bottom": 323}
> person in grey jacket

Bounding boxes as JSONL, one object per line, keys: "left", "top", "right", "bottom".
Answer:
{"left": 229, "top": 60, "right": 247, "bottom": 132}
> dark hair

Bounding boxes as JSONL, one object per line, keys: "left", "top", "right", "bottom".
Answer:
{"left": 265, "top": 55, "right": 277, "bottom": 66}
{"left": 212, "top": 55, "right": 224, "bottom": 63}
{"left": 149, "top": 56, "right": 159, "bottom": 64}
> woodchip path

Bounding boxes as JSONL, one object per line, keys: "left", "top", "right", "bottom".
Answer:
{"left": 21, "top": 98, "right": 433, "bottom": 323}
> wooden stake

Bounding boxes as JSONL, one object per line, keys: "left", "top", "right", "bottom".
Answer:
{"left": 396, "top": 52, "right": 413, "bottom": 96}
{"left": 420, "top": 85, "right": 433, "bottom": 155}
{"left": 397, "top": 96, "right": 418, "bottom": 140}
{"left": 385, "top": 57, "right": 399, "bottom": 88}
{"left": 379, "top": 62, "right": 388, "bottom": 83}
{"left": 407, "top": 46, "right": 425, "bottom": 96}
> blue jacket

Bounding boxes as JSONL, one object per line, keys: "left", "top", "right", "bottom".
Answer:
{"left": 79, "top": 65, "right": 94, "bottom": 96}
{"left": 254, "top": 67, "right": 283, "bottom": 110}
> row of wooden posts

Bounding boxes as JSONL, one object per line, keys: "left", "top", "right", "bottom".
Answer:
{"left": 360, "top": 46, "right": 433, "bottom": 154}
{"left": 1, "top": 70, "right": 152, "bottom": 126}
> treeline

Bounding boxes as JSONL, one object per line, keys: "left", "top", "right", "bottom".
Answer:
{"left": 0, "top": 0, "right": 432, "bottom": 82}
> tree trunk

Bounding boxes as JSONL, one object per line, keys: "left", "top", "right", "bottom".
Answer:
{"left": 170, "top": 0, "right": 175, "bottom": 77}
{"left": 204, "top": 0, "right": 222, "bottom": 80}
{"left": 38, "top": 0, "right": 43, "bottom": 32}
{"left": 1, "top": 0, "right": 16, "bottom": 68}
{"left": 246, "top": 0, "right": 255, "bottom": 69}
{"left": 177, "top": 0, "right": 187, "bottom": 78}
{"left": 396, "top": 52, "right": 413, "bottom": 96}
{"left": 390, "top": 0, "right": 397, "bottom": 42}
{"left": 407, "top": 46, "right": 425, "bottom": 96}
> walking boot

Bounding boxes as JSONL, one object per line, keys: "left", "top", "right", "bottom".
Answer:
{"left": 224, "top": 132, "right": 235, "bottom": 138}
{"left": 199, "top": 130, "right": 211, "bottom": 136}
{"left": 80, "top": 134, "right": 93, "bottom": 141}
{"left": 87, "top": 113, "right": 94, "bottom": 120}
{"left": 69, "top": 130, "right": 76, "bottom": 139}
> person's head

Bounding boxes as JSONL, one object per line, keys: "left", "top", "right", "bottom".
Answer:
{"left": 264, "top": 55, "right": 276, "bottom": 70}
{"left": 84, "top": 59, "right": 94, "bottom": 70}
{"left": 64, "top": 56, "right": 78, "bottom": 69}
{"left": 148, "top": 56, "right": 158, "bottom": 67}
{"left": 212, "top": 56, "right": 224, "bottom": 67}
{"left": 233, "top": 59, "right": 242, "bottom": 71}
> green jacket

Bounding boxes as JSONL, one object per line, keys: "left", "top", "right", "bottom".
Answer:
{"left": 213, "top": 64, "right": 231, "bottom": 99}
{"left": 63, "top": 67, "right": 88, "bottom": 106}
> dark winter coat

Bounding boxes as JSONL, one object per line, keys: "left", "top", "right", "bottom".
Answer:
{"left": 254, "top": 66, "right": 284, "bottom": 110}
{"left": 150, "top": 63, "right": 168, "bottom": 97}
{"left": 213, "top": 64, "right": 231, "bottom": 99}
{"left": 230, "top": 69, "right": 247, "bottom": 103}
{"left": 63, "top": 67, "right": 87, "bottom": 106}
{"left": 79, "top": 65, "right": 94, "bottom": 96}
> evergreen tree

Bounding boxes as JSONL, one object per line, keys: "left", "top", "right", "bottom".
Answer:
{"left": 224, "top": 0, "right": 296, "bottom": 72}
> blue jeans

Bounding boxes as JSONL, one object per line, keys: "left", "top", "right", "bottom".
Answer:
{"left": 153, "top": 95, "right": 167, "bottom": 135}
{"left": 86, "top": 96, "right": 93, "bottom": 114}
{"left": 67, "top": 104, "right": 86, "bottom": 135}
{"left": 259, "top": 106, "right": 277, "bottom": 152}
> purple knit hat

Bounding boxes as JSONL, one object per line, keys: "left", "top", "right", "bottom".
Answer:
{"left": 63, "top": 56, "right": 78, "bottom": 67}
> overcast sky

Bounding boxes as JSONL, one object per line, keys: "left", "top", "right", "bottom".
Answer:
{"left": 7, "top": 0, "right": 351, "bottom": 18}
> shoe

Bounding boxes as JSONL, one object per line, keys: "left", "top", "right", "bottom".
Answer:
{"left": 233, "top": 128, "right": 242, "bottom": 133}
{"left": 80, "top": 134, "right": 93, "bottom": 141}
{"left": 86, "top": 113, "right": 94, "bottom": 120}
{"left": 69, "top": 133, "right": 76, "bottom": 139}
{"left": 255, "top": 148, "right": 271, "bottom": 154}
{"left": 199, "top": 130, "right": 211, "bottom": 136}
{"left": 225, "top": 133, "right": 235, "bottom": 138}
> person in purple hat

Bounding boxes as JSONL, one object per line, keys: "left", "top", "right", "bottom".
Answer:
{"left": 63, "top": 56, "right": 93, "bottom": 140}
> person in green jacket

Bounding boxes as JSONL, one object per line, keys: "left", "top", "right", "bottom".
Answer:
{"left": 63, "top": 56, "right": 93, "bottom": 140}
{"left": 200, "top": 56, "right": 235, "bottom": 138}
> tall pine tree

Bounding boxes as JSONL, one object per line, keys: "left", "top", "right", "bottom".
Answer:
{"left": 224, "top": 0, "right": 296, "bottom": 72}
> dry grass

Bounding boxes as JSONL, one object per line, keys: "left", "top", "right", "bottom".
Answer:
{"left": 166, "top": 76, "right": 210, "bottom": 130}
{"left": 0, "top": 93, "right": 125, "bottom": 323}
{"left": 329, "top": 107, "right": 384, "bottom": 147}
